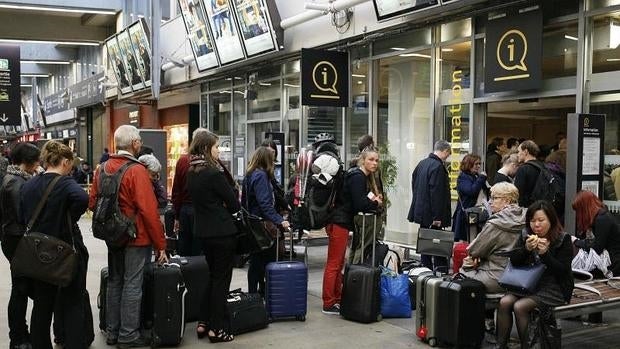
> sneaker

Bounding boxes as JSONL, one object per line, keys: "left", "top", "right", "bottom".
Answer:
{"left": 116, "top": 337, "right": 150, "bottom": 349}
{"left": 322, "top": 304, "right": 340, "bottom": 315}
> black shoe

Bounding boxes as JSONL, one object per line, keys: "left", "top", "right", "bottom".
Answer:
{"left": 106, "top": 337, "right": 118, "bottom": 345}
{"left": 116, "top": 337, "right": 150, "bottom": 349}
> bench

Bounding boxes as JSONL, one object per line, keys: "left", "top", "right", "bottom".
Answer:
{"left": 553, "top": 278, "right": 620, "bottom": 319}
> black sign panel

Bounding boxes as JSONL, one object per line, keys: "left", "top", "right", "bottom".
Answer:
{"left": 69, "top": 72, "right": 105, "bottom": 108}
{"left": 44, "top": 90, "right": 70, "bottom": 116}
{"left": 484, "top": 10, "right": 542, "bottom": 93}
{"left": 301, "top": 49, "right": 349, "bottom": 107}
{"left": 0, "top": 45, "right": 21, "bottom": 126}
{"left": 576, "top": 113, "right": 605, "bottom": 198}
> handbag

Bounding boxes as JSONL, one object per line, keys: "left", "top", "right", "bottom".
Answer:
{"left": 235, "top": 180, "right": 277, "bottom": 254}
{"left": 11, "top": 176, "right": 77, "bottom": 287}
{"left": 498, "top": 258, "right": 546, "bottom": 294}
{"left": 227, "top": 288, "right": 269, "bottom": 335}
{"left": 416, "top": 227, "right": 454, "bottom": 258}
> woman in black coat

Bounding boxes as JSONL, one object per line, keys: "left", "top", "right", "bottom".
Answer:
{"left": 187, "top": 131, "right": 240, "bottom": 342}
{"left": 453, "top": 154, "right": 488, "bottom": 242}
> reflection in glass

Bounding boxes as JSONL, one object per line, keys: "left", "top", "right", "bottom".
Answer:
{"left": 209, "top": 92, "right": 232, "bottom": 170}
{"left": 441, "top": 41, "right": 471, "bottom": 89}
{"left": 248, "top": 78, "right": 280, "bottom": 121}
{"left": 591, "top": 13, "right": 620, "bottom": 74}
{"left": 542, "top": 20, "right": 578, "bottom": 78}
{"left": 233, "top": 87, "right": 247, "bottom": 179}
{"left": 347, "top": 62, "right": 369, "bottom": 162}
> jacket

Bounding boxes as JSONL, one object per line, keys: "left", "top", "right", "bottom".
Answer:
{"left": 171, "top": 154, "right": 191, "bottom": 218}
{"left": 453, "top": 171, "right": 488, "bottom": 241}
{"left": 461, "top": 204, "right": 525, "bottom": 293}
{"left": 0, "top": 166, "right": 32, "bottom": 237}
{"left": 344, "top": 167, "right": 379, "bottom": 215}
{"left": 21, "top": 173, "right": 88, "bottom": 244}
{"left": 574, "top": 209, "right": 620, "bottom": 276}
{"left": 242, "top": 169, "right": 284, "bottom": 225}
{"left": 485, "top": 151, "right": 502, "bottom": 184}
{"left": 407, "top": 153, "right": 451, "bottom": 228}
{"left": 88, "top": 154, "right": 166, "bottom": 251}
{"left": 328, "top": 169, "right": 353, "bottom": 230}
{"left": 187, "top": 162, "right": 240, "bottom": 238}
{"left": 514, "top": 160, "right": 545, "bottom": 207}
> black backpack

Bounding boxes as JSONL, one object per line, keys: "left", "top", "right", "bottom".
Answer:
{"left": 526, "top": 161, "right": 565, "bottom": 213}
{"left": 296, "top": 142, "right": 343, "bottom": 230}
{"left": 92, "top": 160, "right": 139, "bottom": 248}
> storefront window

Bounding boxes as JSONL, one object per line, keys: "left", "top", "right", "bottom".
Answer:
{"left": 373, "top": 28, "right": 431, "bottom": 56}
{"left": 591, "top": 12, "right": 620, "bottom": 74}
{"left": 441, "top": 18, "right": 471, "bottom": 42}
{"left": 347, "top": 62, "right": 369, "bottom": 163}
{"left": 208, "top": 92, "right": 232, "bottom": 170}
{"left": 164, "top": 124, "right": 188, "bottom": 196}
{"left": 589, "top": 101, "right": 620, "bottom": 208}
{"left": 441, "top": 41, "right": 471, "bottom": 90}
{"left": 377, "top": 51, "right": 432, "bottom": 245}
{"left": 232, "top": 87, "right": 246, "bottom": 180}
{"left": 305, "top": 106, "right": 342, "bottom": 147}
{"left": 284, "top": 74, "right": 300, "bottom": 186}
{"left": 587, "top": 0, "right": 620, "bottom": 10}
{"left": 542, "top": 20, "right": 578, "bottom": 78}
{"left": 248, "top": 79, "right": 280, "bottom": 121}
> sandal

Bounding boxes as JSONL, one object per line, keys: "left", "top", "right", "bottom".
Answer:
{"left": 196, "top": 322, "right": 208, "bottom": 339}
{"left": 207, "top": 329, "right": 234, "bottom": 343}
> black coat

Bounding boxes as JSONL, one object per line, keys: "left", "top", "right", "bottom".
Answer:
{"left": 187, "top": 164, "right": 240, "bottom": 238}
{"left": 0, "top": 170, "right": 28, "bottom": 237}
{"left": 453, "top": 171, "right": 487, "bottom": 241}
{"left": 514, "top": 160, "right": 545, "bottom": 207}
{"left": 407, "top": 153, "right": 451, "bottom": 228}
{"left": 575, "top": 209, "right": 620, "bottom": 276}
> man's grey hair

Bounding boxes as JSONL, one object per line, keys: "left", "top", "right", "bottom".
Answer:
{"left": 138, "top": 154, "right": 162, "bottom": 173}
{"left": 434, "top": 140, "right": 451, "bottom": 152}
{"left": 114, "top": 125, "right": 140, "bottom": 151}
{"left": 192, "top": 127, "right": 210, "bottom": 139}
{"left": 502, "top": 153, "right": 519, "bottom": 166}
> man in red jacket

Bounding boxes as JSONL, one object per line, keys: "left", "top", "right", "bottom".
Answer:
{"left": 89, "top": 125, "right": 167, "bottom": 348}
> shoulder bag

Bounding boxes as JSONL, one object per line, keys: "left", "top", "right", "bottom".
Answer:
{"left": 498, "top": 255, "right": 546, "bottom": 294}
{"left": 234, "top": 180, "right": 277, "bottom": 254}
{"left": 11, "top": 175, "right": 78, "bottom": 287}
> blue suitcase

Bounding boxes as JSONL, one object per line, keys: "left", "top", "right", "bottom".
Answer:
{"left": 265, "top": 228, "right": 308, "bottom": 321}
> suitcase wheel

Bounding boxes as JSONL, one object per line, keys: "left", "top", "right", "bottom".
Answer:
{"left": 296, "top": 315, "right": 306, "bottom": 322}
{"left": 428, "top": 338, "right": 437, "bottom": 347}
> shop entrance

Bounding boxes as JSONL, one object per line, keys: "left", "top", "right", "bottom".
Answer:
{"left": 486, "top": 96, "right": 575, "bottom": 154}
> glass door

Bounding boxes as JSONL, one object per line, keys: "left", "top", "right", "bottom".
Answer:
{"left": 209, "top": 92, "right": 232, "bottom": 171}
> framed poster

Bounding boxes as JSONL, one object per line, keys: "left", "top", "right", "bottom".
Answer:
{"left": 178, "top": 0, "right": 219, "bottom": 71}
{"left": 105, "top": 36, "right": 133, "bottom": 95}
{"left": 0, "top": 45, "right": 21, "bottom": 126}
{"left": 232, "top": 0, "right": 276, "bottom": 57}
{"left": 372, "top": 0, "right": 439, "bottom": 21}
{"left": 204, "top": 0, "right": 246, "bottom": 64}
{"left": 117, "top": 29, "right": 145, "bottom": 91}
{"left": 128, "top": 19, "right": 152, "bottom": 87}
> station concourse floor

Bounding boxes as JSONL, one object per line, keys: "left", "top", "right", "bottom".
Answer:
{"left": 1, "top": 216, "right": 619, "bottom": 348}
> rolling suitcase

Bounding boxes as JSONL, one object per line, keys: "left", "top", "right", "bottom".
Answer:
{"left": 143, "top": 263, "right": 187, "bottom": 347}
{"left": 227, "top": 289, "right": 269, "bottom": 335}
{"left": 169, "top": 256, "right": 209, "bottom": 322}
{"left": 415, "top": 274, "right": 443, "bottom": 347}
{"left": 407, "top": 267, "right": 432, "bottom": 310}
{"left": 97, "top": 267, "right": 109, "bottom": 331}
{"left": 265, "top": 228, "right": 308, "bottom": 321}
{"left": 436, "top": 278, "right": 486, "bottom": 348}
{"left": 340, "top": 213, "right": 382, "bottom": 323}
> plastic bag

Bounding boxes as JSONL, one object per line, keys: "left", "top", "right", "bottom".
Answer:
{"left": 379, "top": 267, "right": 411, "bottom": 318}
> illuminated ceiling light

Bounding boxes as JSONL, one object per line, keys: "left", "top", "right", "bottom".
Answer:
{"left": 21, "top": 60, "right": 71, "bottom": 65}
{"left": 259, "top": 82, "right": 272, "bottom": 86}
{"left": 284, "top": 83, "right": 299, "bottom": 88}
{"left": 357, "top": 81, "right": 363, "bottom": 85}
{"left": 20, "top": 84, "right": 32, "bottom": 87}
{"left": 564, "top": 34, "right": 578, "bottom": 41}
{"left": 0, "top": 3, "right": 116, "bottom": 15}
{"left": 399, "top": 53, "right": 432, "bottom": 58}
{"left": 390, "top": 47, "right": 406, "bottom": 51}
{"left": 21, "top": 74, "right": 50, "bottom": 78}
{"left": 441, "top": 48, "right": 454, "bottom": 52}
{"left": 606, "top": 58, "right": 620, "bottom": 62}
{"left": 351, "top": 74, "right": 366, "bottom": 78}
{"left": 0, "top": 38, "right": 99, "bottom": 46}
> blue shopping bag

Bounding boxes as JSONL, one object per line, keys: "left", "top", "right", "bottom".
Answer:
{"left": 379, "top": 267, "right": 411, "bottom": 318}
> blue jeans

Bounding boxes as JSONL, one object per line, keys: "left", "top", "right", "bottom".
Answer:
{"left": 106, "top": 246, "right": 150, "bottom": 342}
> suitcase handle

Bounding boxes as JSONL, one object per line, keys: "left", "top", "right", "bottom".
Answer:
{"left": 275, "top": 227, "right": 294, "bottom": 262}
{"left": 357, "top": 212, "right": 377, "bottom": 266}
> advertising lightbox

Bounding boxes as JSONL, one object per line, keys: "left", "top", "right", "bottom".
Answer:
{"left": 204, "top": 0, "right": 246, "bottom": 64}
{"left": 128, "top": 18, "right": 152, "bottom": 87}
{"left": 232, "top": 0, "right": 276, "bottom": 57}
{"left": 178, "top": 0, "right": 219, "bottom": 71}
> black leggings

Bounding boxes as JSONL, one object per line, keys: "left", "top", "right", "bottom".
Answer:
{"left": 496, "top": 294, "right": 538, "bottom": 349}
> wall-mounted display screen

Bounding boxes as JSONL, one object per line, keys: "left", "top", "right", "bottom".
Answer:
{"left": 178, "top": 0, "right": 219, "bottom": 71}
{"left": 117, "top": 29, "right": 145, "bottom": 91}
{"left": 204, "top": 0, "right": 246, "bottom": 64}
{"left": 128, "top": 18, "right": 152, "bottom": 87}
{"left": 372, "top": 0, "right": 439, "bottom": 21}
{"left": 232, "top": 0, "right": 276, "bottom": 57}
{"left": 105, "top": 36, "right": 133, "bottom": 95}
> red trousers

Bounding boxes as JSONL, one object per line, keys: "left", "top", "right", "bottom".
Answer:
{"left": 322, "top": 224, "right": 349, "bottom": 308}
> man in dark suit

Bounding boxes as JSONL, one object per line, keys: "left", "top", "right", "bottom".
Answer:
{"left": 408, "top": 140, "right": 452, "bottom": 270}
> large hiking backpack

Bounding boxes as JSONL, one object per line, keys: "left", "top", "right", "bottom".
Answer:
{"left": 526, "top": 161, "right": 565, "bottom": 213}
{"left": 92, "top": 160, "right": 139, "bottom": 248}
{"left": 295, "top": 141, "right": 343, "bottom": 230}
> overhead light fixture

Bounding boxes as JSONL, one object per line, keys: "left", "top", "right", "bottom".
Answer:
{"left": 441, "top": 48, "right": 454, "bottom": 52}
{"left": 352, "top": 74, "right": 366, "bottom": 78}
{"left": 606, "top": 58, "right": 620, "bottom": 62}
{"left": 0, "top": 38, "right": 99, "bottom": 46}
{"left": 284, "top": 83, "right": 299, "bottom": 88}
{"left": 357, "top": 81, "right": 363, "bottom": 85}
{"left": 21, "top": 74, "right": 50, "bottom": 78}
{"left": 399, "top": 53, "right": 432, "bottom": 59}
{"left": 391, "top": 47, "right": 406, "bottom": 51}
{"left": 21, "top": 60, "right": 71, "bottom": 65}
{"left": 259, "top": 82, "right": 272, "bottom": 86}
{"left": 0, "top": 3, "right": 116, "bottom": 15}
{"left": 564, "top": 34, "right": 578, "bottom": 41}
{"left": 20, "top": 84, "right": 32, "bottom": 87}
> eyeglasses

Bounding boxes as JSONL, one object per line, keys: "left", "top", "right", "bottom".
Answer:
{"left": 490, "top": 195, "right": 506, "bottom": 201}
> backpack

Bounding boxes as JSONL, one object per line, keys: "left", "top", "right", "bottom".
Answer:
{"left": 92, "top": 160, "right": 139, "bottom": 248}
{"left": 295, "top": 142, "right": 343, "bottom": 230}
{"left": 526, "top": 161, "right": 565, "bottom": 213}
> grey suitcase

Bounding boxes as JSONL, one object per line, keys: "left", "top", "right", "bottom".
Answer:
{"left": 415, "top": 274, "right": 443, "bottom": 347}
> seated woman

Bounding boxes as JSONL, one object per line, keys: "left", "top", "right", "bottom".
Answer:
{"left": 460, "top": 182, "right": 526, "bottom": 293}
{"left": 572, "top": 190, "right": 620, "bottom": 277}
{"left": 496, "top": 200, "right": 574, "bottom": 349}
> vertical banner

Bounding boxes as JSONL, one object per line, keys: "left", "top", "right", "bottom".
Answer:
{"left": 484, "top": 9, "right": 542, "bottom": 93}
{"left": 301, "top": 48, "right": 349, "bottom": 107}
{"left": 0, "top": 45, "right": 21, "bottom": 126}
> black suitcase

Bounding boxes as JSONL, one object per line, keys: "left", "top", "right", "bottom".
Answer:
{"left": 169, "top": 256, "right": 209, "bottom": 322}
{"left": 340, "top": 213, "right": 382, "bottom": 323}
{"left": 227, "top": 289, "right": 269, "bottom": 335}
{"left": 98, "top": 267, "right": 109, "bottom": 331}
{"left": 143, "top": 263, "right": 186, "bottom": 347}
{"left": 436, "top": 278, "right": 486, "bottom": 348}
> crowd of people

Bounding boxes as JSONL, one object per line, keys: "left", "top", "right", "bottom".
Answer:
{"left": 0, "top": 126, "right": 618, "bottom": 349}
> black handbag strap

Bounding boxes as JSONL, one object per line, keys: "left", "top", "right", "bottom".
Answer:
{"left": 26, "top": 175, "right": 62, "bottom": 232}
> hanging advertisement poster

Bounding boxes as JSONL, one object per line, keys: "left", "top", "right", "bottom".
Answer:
{"left": 105, "top": 36, "right": 133, "bottom": 95}
{"left": 204, "top": 0, "right": 246, "bottom": 64}
{"left": 0, "top": 45, "right": 20, "bottom": 126}
{"left": 117, "top": 29, "right": 145, "bottom": 92}
{"left": 128, "top": 19, "right": 152, "bottom": 87}
{"left": 178, "top": 0, "right": 219, "bottom": 71}
{"left": 232, "top": 0, "right": 276, "bottom": 57}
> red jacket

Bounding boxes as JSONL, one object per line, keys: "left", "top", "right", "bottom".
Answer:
{"left": 171, "top": 154, "right": 191, "bottom": 218}
{"left": 89, "top": 154, "right": 166, "bottom": 250}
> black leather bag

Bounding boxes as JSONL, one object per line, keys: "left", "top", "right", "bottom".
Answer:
{"left": 227, "top": 288, "right": 268, "bottom": 335}
{"left": 11, "top": 176, "right": 77, "bottom": 287}
{"left": 498, "top": 259, "right": 546, "bottom": 294}
{"left": 416, "top": 227, "right": 454, "bottom": 258}
{"left": 234, "top": 207, "right": 276, "bottom": 254}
